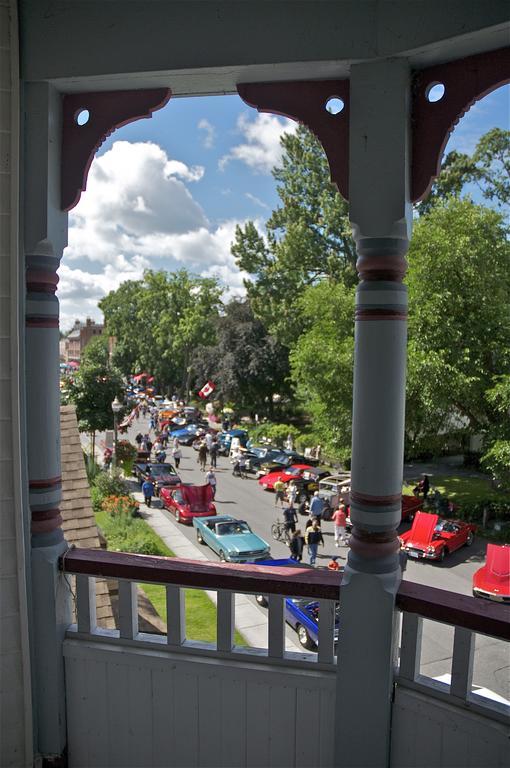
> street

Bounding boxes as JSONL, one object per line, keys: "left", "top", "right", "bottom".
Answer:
{"left": 85, "top": 417, "right": 509, "bottom": 701}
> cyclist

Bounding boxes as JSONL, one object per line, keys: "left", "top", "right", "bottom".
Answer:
{"left": 282, "top": 504, "right": 298, "bottom": 535}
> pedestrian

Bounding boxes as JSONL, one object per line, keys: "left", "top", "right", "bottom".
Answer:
{"left": 282, "top": 504, "right": 298, "bottom": 535}
{"left": 332, "top": 502, "right": 347, "bottom": 547}
{"left": 205, "top": 431, "right": 213, "bottom": 452}
{"left": 142, "top": 477, "right": 155, "bottom": 508}
{"left": 198, "top": 441, "right": 208, "bottom": 471}
{"left": 146, "top": 437, "right": 153, "bottom": 454}
{"left": 305, "top": 518, "right": 324, "bottom": 566}
{"left": 422, "top": 474, "right": 430, "bottom": 500}
{"left": 135, "top": 432, "right": 143, "bottom": 450}
{"left": 328, "top": 555, "right": 341, "bottom": 571}
{"left": 309, "top": 491, "right": 325, "bottom": 520}
{"left": 273, "top": 478, "right": 286, "bottom": 507}
{"left": 285, "top": 433, "right": 294, "bottom": 451}
{"left": 297, "top": 497, "right": 309, "bottom": 517}
{"left": 210, "top": 438, "right": 219, "bottom": 468}
{"left": 289, "top": 529, "right": 304, "bottom": 561}
{"left": 205, "top": 467, "right": 217, "bottom": 498}
{"left": 287, "top": 481, "right": 298, "bottom": 507}
{"left": 172, "top": 440, "right": 182, "bottom": 469}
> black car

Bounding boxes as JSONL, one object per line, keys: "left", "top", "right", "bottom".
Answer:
{"left": 132, "top": 462, "right": 181, "bottom": 495}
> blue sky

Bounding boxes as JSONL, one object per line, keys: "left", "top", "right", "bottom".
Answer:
{"left": 59, "top": 85, "right": 509, "bottom": 331}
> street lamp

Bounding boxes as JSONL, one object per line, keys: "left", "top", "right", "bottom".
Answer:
{"left": 111, "top": 396, "right": 123, "bottom": 469}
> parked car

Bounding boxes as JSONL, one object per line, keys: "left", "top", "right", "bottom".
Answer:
{"left": 168, "top": 423, "right": 205, "bottom": 445}
{"left": 257, "top": 464, "right": 316, "bottom": 491}
{"left": 472, "top": 544, "right": 510, "bottom": 602}
{"left": 345, "top": 494, "right": 422, "bottom": 531}
{"left": 255, "top": 450, "right": 318, "bottom": 478}
{"left": 193, "top": 515, "right": 270, "bottom": 562}
{"left": 217, "top": 429, "right": 249, "bottom": 456}
{"left": 250, "top": 558, "right": 341, "bottom": 650}
{"left": 399, "top": 511, "right": 476, "bottom": 562}
{"left": 132, "top": 462, "right": 181, "bottom": 495}
{"left": 318, "top": 473, "right": 351, "bottom": 510}
{"left": 242, "top": 447, "right": 284, "bottom": 474}
{"left": 160, "top": 483, "right": 216, "bottom": 524}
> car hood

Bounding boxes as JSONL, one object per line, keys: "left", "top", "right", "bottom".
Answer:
{"left": 407, "top": 512, "right": 438, "bottom": 546}
{"left": 218, "top": 533, "right": 268, "bottom": 553}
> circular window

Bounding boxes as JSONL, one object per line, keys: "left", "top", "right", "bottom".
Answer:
{"left": 425, "top": 83, "right": 445, "bottom": 103}
{"left": 75, "top": 109, "right": 90, "bottom": 126}
{"left": 325, "top": 97, "right": 344, "bottom": 115}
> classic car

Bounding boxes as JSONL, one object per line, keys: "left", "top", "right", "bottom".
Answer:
{"left": 132, "top": 462, "right": 181, "bottom": 495}
{"left": 472, "top": 543, "right": 510, "bottom": 602}
{"left": 250, "top": 558, "right": 341, "bottom": 650}
{"left": 255, "top": 450, "right": 318, "bottom": 478}
{"left": 217, "top": 429, "right": 249, "bottom": 456}
{"left": 168, "top": 423, "right": 205, "bottom": 445}
{"left": 160, "top": 483, "right": 216, "bottom": 524}
{"left": 257, "top": 464, "right": 316, "bottom": 490}
{"left": 399, "top": 511, "right": 476, "bottom": 562}
{"left": 242, "top": 447, "right": 284, "bottom": 474}
{"left": 318, "top": 473, "right": 351, "bottom": 510}
{"left": 345, "top": 494, "right": 422, "bottom": 531}
{"left": 193, "top": 515, "right": 270, "bottom": 562}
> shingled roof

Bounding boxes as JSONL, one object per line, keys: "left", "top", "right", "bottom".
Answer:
{"left": 60, "top": 405, "right": 115, "bottom": 628}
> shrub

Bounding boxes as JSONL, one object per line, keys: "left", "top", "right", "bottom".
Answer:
{"left": 101, "top": 494, "right": 139, "bottom": 517}
{"left": 90, "top": 469, "right": 130, "bottom": 512}
{"left": 248, "top": 422, "right": 302, "bottom": 448}
{"left": 98, "top": 513, "right": 171, "bottom": 556}
{"left": 116, "top": 439, "right": 137, "bottom": 463}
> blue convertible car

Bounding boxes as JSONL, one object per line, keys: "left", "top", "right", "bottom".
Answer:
{"left": 193, "top": 515, "right": 270, "bottom": 563}
{"left": 251, "top": 558, "right": 341, "bottom": 650}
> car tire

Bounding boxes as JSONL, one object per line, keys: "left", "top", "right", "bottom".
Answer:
{"left": 297, "top": 624, "right": 315, "bottom": 650}
{"left": 197, "top": 530, "right": 205, "bottom": 544}
{"left": 256, "top": 595, "right": 268, "bottom": 608}
{"left": 465, "top": 532, "right": 474, "bottom": 547}
{"left": 439, "top": 547, "right": 448, "bottom": 562}
{"left": 219, "top": 550, "right": 227, "bottom": 562}
{"left": 175, "top": 509, "right": 181, "bottom": 524}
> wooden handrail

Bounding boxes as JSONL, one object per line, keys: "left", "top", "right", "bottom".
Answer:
{"left": 60, "top": 548, "right": 510, "bottom": 640}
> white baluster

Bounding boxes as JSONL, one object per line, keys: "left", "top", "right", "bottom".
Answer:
{"left": 166, "top": 586, "right": 185, "bottom": 646}
{"left": 76, "top": 575, "right": 97, "bottom": 634}
{"left": 217, "top": 590, "right": 235, "bottom": 652}
{"left": 317, "top": 599, "right": 335, "bottom": 664}
{"left": 451, "top": 626, "right": 474, "bottom": 700}
{"left": 399, "top": 612, "right": 423, "bottom": 681}
{"left": 118, "top": 580, "right": 138, "bottom": 639}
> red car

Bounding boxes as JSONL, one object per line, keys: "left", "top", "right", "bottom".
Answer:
{"left": 160, "top": 483, "right": 216, "bottom": 525}
{"left": 258, "top": 464, "right": 315, "bottom": 490}
{"left": 472, "top": 544, "right": 510, "bottom": 603}
{"left": 399, "top": 511, "right": 476, "bottom": 562}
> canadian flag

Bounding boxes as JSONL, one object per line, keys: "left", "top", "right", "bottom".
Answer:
{"left": 198, "top": 380, "right": 215, "bottom": 399}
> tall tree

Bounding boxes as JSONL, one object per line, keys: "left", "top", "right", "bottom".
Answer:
{"left": 232, "top": 125, "right": 355, "bottom": 344}
{"left": 191, "top": 299, "right": 291, "bottom": 415}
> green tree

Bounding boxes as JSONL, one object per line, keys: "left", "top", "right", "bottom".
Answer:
{"left": 191, "top": 299, "right": 291, "bottom": 415}
{"left": 99, "top": 280, "right": 143, "bottom": 376}
{"left": 65, "top": 336, "right": 125, "bottom": 456}
{"left": 233, "top": 125, "right": 355, "bottom": 344}
{"left": 289, "top": 280, "right": 355, "bottom": 459}
{"left": 405, "top": 197, "right": 510, "bottom": 454}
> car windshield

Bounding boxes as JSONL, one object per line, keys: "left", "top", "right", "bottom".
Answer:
{"left": 173, "top": 491, "right": 184, "bottom": 503}
{"left": 435, "top": 520, "right": 458, "bottom": 533}
{"left": 250, "top": 447, "right": 267, "bottom": 458}
{"left": 152, "top": 465, "right": 176, "bottom": 476}
{"left": 216, "top": 521, "right": 251, "bottom": 536}
{"left": 287, "top": 467, "right": 302, "bottom": 476}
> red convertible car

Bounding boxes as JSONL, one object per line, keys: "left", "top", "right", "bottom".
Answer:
{"left": 472, "top": 544, "right": 510, "bottom": 603}
{"left": 399, "top": 511, "right": 476, "bottom": 562}
{"left": 160, "top": 483, "right": 216, "bottom": 525}
{"left": 258, "top": 464, "right": 315, "bottom": 490}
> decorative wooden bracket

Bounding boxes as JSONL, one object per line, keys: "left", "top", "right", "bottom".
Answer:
{"left": 238, "top": 80, "right": 350, "bottom": 201}
{"left": 61, "top": 88, "right": 171, "bottom": 211}
{"left": 411, "top": 46, "right": 510, "bottom": 202}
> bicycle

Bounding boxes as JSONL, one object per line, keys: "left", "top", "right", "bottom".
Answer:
{"left": 271, "top": 519, "right": 291, "bottom": 545}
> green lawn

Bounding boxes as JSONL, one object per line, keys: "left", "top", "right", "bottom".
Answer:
{"left": 403, "top": 474, "right": 503, "bottom": 504}
{"left": 95, "top": 509, "right": 248, "bottom": 646}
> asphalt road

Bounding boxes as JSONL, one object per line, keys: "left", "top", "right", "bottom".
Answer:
{"left": 86, "top": 416, "right": 509, "bottom": 700}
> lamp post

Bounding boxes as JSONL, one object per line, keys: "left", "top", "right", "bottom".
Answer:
{"left": 111, "top": 396, "right": 123, "bottom": 469}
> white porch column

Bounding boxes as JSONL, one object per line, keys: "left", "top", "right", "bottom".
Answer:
{"left": 335, "top": 60, "right": 412, "bottom": 768}
{"left": 23, "top": 82, "right": 71, "bottom": 759}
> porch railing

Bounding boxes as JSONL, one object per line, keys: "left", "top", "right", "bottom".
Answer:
{"left": 60, "top": 548, "right": 510, "bottom": 718}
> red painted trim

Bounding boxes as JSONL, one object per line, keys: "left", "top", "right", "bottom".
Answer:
{"left": 29, "top": 476, "right": 62, "bottom": 489}
{"left": 355, "top": 309, "right": 408, "bottom": 321}
{"left": 27, "top": 284, "right": 59, "bottom": 294}
{"left": 31, "top": 508, "right": 61, "bottom": 521}
{"left": 238, "top": 80, "right": 349, "bottom": 200}
{"left": 412, "top": 47, "right": 510, "bottom": 202}
{"left": 350, "top": 490, "right": 402, "bottom": 506}
{"left": 61, "top": 88, "right": 171, "bottom": 211}
{"left": 26, "top": 269, "right": 59, "bottom": 290}
{"left": 32, "top": 515, "right": 63, "bottom": 534}
{"left": 26, "top": 317, "right": 59, "bottom": 328}
{"left": 59, "top": 548, "right": 510, "bottom": 640}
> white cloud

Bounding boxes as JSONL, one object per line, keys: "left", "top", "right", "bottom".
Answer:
{"left": 60, "top": 140, "right": 258, "bottom": 326}
{"left": 219, "top": 112, "right": 296, "bottom": 174}
{"left": 198, "top": 118, "right": 216, "bottom": 149}
{"left": 245, "top": 192, "right": 269, "bottom": 210}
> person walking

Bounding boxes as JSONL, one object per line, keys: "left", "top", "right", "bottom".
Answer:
{"left": 172, "top": 440, "right": 182, "bottom": 469}
{"left": 142, "top": 477, "right": 155, "bottom": 508}
{"left": 309, "top": 491, "right": 325, "bottom": 520}
{"left": 287, "top": 481, "right": 298, "bottom": 508}
{"left": 282, "top": 504, "right": 298, "bottom": 535}
{"left": 332, "top": 502, "right": 347, "bottom": 547}
{"left": 289, "top": 529, "right": 304, "bottom": 562}
{"left": 135, "top": 432, "right": 143, "bottom": 451}
{"left": 198, "top": 441, "right": 208, "bottom": 471}
{"left": 205, "top": 467, "right": 217, "bottom": 499}
{"left": 273, "top": 478, "right": 286, "bottom": 507}
{"left": 305, "top": 518, "right": 324, "bottom": 566}
{"left": 210, "top": 438, "right": 219, "bottom": 468}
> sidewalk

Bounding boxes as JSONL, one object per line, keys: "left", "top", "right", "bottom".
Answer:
{"left": 131, "top": 488, "right": 302, "bottom": 652}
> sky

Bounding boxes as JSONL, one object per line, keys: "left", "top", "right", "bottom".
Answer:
{"left": 59, "top": 85, "right": 509, "bottom": 332}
